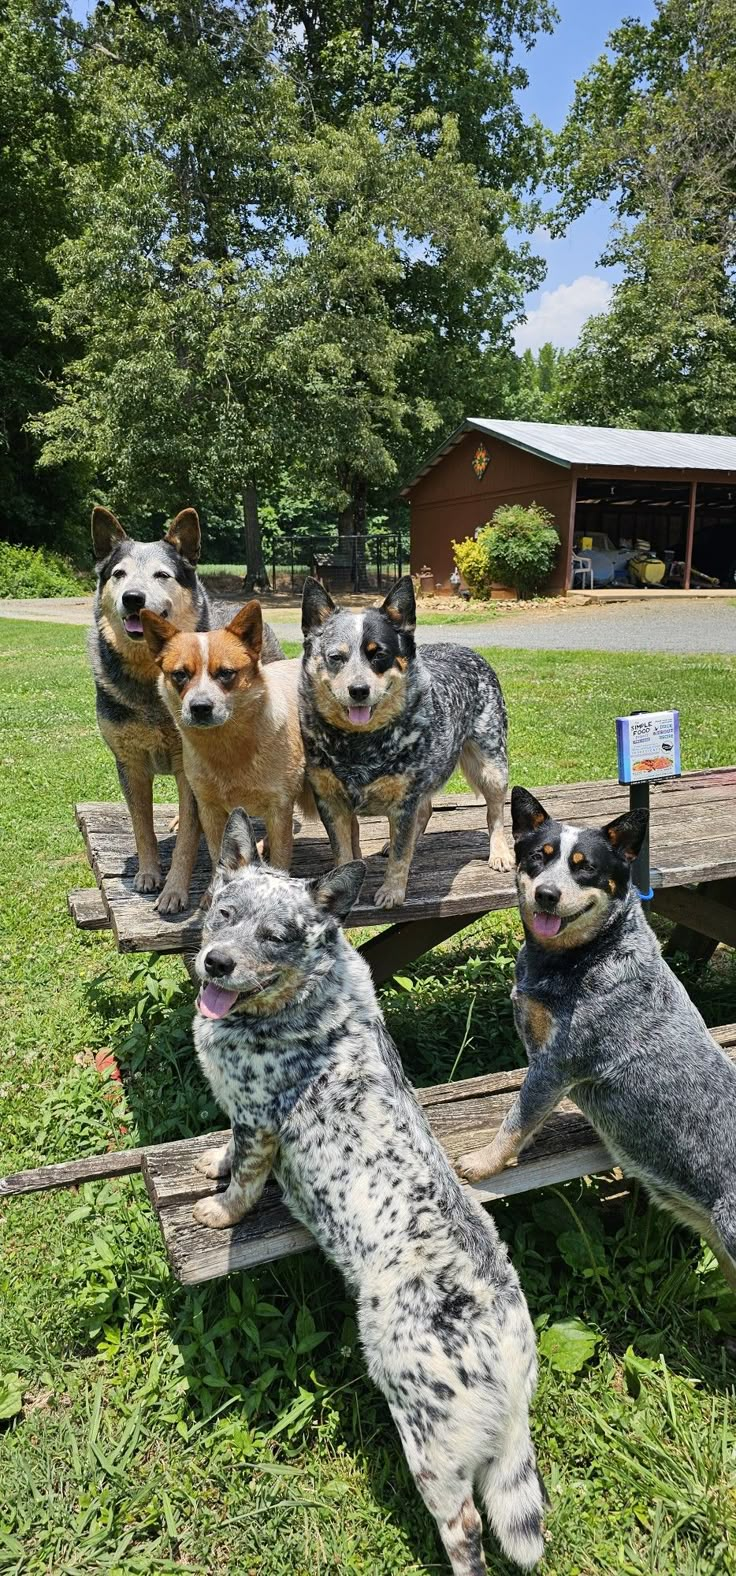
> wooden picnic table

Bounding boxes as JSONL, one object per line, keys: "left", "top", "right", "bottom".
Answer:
{"left": 72, "top": 767, "right": 736, "bottom": 980}
{"left": 4, "top": 763, "right": 733, "bottom": 1285}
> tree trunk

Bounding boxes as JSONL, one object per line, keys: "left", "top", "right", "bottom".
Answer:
{"left": 242, "top": 483, "right": 269, "bottom": 592}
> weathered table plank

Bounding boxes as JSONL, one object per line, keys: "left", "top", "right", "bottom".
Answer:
{"left": 67, "top": 887, "right": 110, "bottom": 931}
{"left": 74, "top": 768, "right": 736, "bottom": 956}
{"left": 141, "top": 1025, "right": 736, "bottom": 1285}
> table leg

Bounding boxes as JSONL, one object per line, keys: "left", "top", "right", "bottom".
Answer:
{"left": 655, "top": 878, "right": 736, "bottom": 958}
{"left": 357, "top": 914, "right": 477, "bottom": 987}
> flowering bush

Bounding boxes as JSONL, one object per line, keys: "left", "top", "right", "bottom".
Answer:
{"left": 453, "top": 502, "right": 559, "bottom": 599}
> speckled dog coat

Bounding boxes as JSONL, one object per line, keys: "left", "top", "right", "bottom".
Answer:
{"left": 299, "top": 576, "right": 512, "bottom": 909}
{"left": 191, "top": 810, "right": 544, "bottom": 1574}
{"left": 458, "top": 790, "right": 736, "bottom": 1291}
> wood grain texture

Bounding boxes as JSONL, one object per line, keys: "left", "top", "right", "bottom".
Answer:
{"left": 141, "top": 1027, "right": 736, "bottom": 1284}
{"left": 67, "top": 888, "right": 111, "bottom": 931}
{"left": 75, "top": 769, "right": 736, "bottom": 956}
{"left": 0, "top": 1147, "right": 143, "bottom": 1197}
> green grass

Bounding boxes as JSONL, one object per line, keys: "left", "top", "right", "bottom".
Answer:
{"left": 1, "top": 618, "right": 736, "bottom": 1574}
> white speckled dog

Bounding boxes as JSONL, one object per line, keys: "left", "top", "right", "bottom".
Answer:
{"left": 191, "top": 810, "right": 545, "bottom": 1574}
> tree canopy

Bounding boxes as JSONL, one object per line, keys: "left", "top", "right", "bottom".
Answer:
{"left": 552, "top": 0, "right": 736, "bottom": 432}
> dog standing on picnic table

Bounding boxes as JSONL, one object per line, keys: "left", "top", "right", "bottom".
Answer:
{"left": 89, "top": 506, "right": 283, "bottom": 914}
{"left": 298, "top": 574, "right": 513, "bottom": 909}
{"left": 458, "top": 788, "right": 736, "bottom": 1290}
{"left": 189, "top": 809, "right": 546, "bottom": 1574}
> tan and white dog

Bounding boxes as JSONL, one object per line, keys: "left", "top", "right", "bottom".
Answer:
{"left": 141, "top": 602, "right": 314, "bottom": 884}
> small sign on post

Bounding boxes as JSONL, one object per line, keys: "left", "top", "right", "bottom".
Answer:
{"left": 616, "top": 710, "right": 681, "bottom": 903}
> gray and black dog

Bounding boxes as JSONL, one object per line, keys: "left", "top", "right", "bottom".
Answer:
{"left": 191, "top": 809, "right": 545, "bottom": 1574}
{"left": 458, "top": 787, "right": 736, "bottom": 1289}
{"left": 90, "top": 506, "right": 282, "bottom": 913}
{"left": 299, "top": 575, "right": 512, "bottom": 909}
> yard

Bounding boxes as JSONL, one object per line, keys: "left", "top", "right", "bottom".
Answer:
{"left": 1, "top": 618, "right": 736, "bottom": 1575}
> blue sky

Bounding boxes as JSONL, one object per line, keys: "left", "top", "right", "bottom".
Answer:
{"left": 514, "top": 0, "right": 658, "bottom": 351}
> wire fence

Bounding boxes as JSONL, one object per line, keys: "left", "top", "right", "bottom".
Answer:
{"left": 268, "top": 532, "right": 407, "bottom": 594}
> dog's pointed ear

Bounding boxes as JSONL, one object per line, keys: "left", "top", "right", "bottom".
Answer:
{"left": 140, "top": 609, "right": 180, "bottom": 658}
{"left": 603, "top": 808, "right": 649, "bottom": 863}
{"left": 302, "top": 577, "right": 335, "bottom": 634}
{"left": 165, "top": 508, "right": 201, "bottom": 564}
{"left": 217, "top": 809, "right": 261, "bottom": 882}
{"left": 226, "top": 601, "right": 263, "bottom": 660}
{"left": 511, "top": 787, "right": 551, "bottom": 842}
{"left": 381, "top": 576, "right": 416, "bottom": 631}
{"left": 311, "top": 860, "right": 366, "bottom": 922}
{"left": 92, "top": 506, "right": 127, "bottom": 561}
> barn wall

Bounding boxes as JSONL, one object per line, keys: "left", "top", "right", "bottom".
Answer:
{"left": 408, "top": 431, "right": 574, "bottom": 590}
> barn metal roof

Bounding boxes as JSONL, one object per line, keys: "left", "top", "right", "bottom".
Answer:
{"left": 401, "top": 419, "right": 736, "bottom": 493}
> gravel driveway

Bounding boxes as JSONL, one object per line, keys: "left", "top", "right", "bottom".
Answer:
{"left": 1, "top": 595, "right": 735, "bottom": 653}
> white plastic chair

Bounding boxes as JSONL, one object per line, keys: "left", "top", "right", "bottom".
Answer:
{"left": 572, "top": 554, "right": 594, "bottom": 590}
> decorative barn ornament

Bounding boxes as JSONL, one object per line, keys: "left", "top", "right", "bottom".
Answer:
{"left": 472, "top": 443, "right": 490, "bottom": 479}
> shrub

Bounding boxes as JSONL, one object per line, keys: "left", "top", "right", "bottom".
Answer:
{"left": 453, "top": 502, "right": 559, "bottom": 600}
{"left": 0, "top": 541, "right": 92, "bottom": 598}
{"left": 450, "top": 533, "right": 495, "bottom": 599}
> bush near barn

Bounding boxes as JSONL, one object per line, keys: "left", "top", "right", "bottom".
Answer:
{"left": 453, "top": 502, "right": 559, "bottom": 599}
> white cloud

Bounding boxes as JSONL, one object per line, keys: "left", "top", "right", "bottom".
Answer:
{"left": 514, "top": 274, "right": 614, "bottom": 354}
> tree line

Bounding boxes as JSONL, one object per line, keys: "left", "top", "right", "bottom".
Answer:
{"left": 2, "top": 0, "right": 734, "bottom": 575}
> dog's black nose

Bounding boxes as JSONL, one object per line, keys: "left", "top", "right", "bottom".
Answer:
{"left": 535, "top": 884, "right": 561, "bottom": 911}
{"left": 204, "top": 948, "right": 235, "bottom": 976}
{"left": 348, "top": 683, "right": 370, "bottom": 702}
{"left": 190, "top": 700, "right": 214, "bottom": 722}
{"left": 122, "top": 589, "right": 146, "bottom": 612}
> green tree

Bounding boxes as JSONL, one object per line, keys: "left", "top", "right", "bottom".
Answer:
{"left": 35, "top": 0, "right": 293, "bottom": 583}
{"left": 508, "top": 342, "right": 569, "bottom": 420}
{"left": 552, "top": 0, "right": 736, "bottom": 431}
{"left": 269, "top": 0, "right": 552, "bottom": 531}
{"left": 0, "top": 0, "right": 83, "bottom": 550}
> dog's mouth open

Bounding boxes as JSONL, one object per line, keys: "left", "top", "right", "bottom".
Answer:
{"left": 123, "top": 614, "right": 145, "bottom": 639}
{"left": 198, "top": 983, "right": 240, "bottom": 1018}
{"left": 530, "top": 899, "right": 596, "bottom": 940}
{"left": 347, "top": 704, "right": 372, "bottom": 726}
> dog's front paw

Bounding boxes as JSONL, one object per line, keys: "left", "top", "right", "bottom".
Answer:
{"left": 194, "top": 1145, "right": 232, "bottom": 1180}
{"left": 374, "top": 876, "right": 408, "bottom": 909}
{"left": 456, "top": 1147, "right": 504, "bottom": 1184}
{"left": 155, "top": 879, "right": 191, "bottom": 915}
{"left": 488, "top": 837, "right": 514, "bottom": 873}
{"left": 193, "top": 1191, "right": 245, "bottom": 1229}
{"left": 134, "top": 866, "right": 163, "bottom": 894}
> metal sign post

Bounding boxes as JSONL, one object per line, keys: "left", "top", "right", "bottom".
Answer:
{"left": 616, "top": 710, "right": 681, "bottom": 906}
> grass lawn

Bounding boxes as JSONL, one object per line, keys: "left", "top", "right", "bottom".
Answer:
{"left": 1, "top": 617, "right": 736, "bottom": 1575}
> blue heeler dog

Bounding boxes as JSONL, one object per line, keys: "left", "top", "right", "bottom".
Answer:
{"left": 191, "top": 809, "right": 545, "bottom": 1573}
{"left": 458, "top": 788, "right": 736, "bottom": 1289}
{"left": 89, "top": 506, "right": 282, "bottom": 913}
{"left": 299, "top": 576, "right": 512, "bottom": 909}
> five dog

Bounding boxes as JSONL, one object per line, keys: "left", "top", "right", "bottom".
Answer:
{"left": 458, "top": 788, "right": 736, "bottom": 1289}
{"left": 192, "top": 810, "right": 545, "bottom": 1575}
{"left": 299, "top": 574, "right": 513, "bottom": 907}
{"left": 89, "top": 506, "right": 282, "bottom": 912}
{"left": 86, "top": 522, "right": 736, "bottom": 1568}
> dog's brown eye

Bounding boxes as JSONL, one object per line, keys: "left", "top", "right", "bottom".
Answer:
{"left": 171, "top": 669, "right": 190, "bottom": 687}
{"left": 154, "top": 570, "right": 172, "bottom": 581}
{"left": 215, "top": 667, "right": 236, "bottom": 684}
{"left": 112, "top": 568, "right": 125, "bottom": 580}
{"left": 327, "top": 651, "right": 346, "bottom": 666}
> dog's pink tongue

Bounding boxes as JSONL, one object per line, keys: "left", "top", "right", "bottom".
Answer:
{"left": 198, "top": 984, "right": 239, "bottom": 1019}
{"left": 532, "top": 912, "right": 562, "bottom": 938}
{"left": 348, "top": 706, "right": 372, "bottom": 725}
{"left": 124, "top": 614, "right": 144, "bottom": 635}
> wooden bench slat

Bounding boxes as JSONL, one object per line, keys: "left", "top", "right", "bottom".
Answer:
{"left": 141, "top": 1030, "right": 736, "bottom": 1285}
{"left": 67, "top": 888, "right": 111, "bottom": 931}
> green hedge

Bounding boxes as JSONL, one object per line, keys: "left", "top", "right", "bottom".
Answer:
{"left": 0, "top": 542, "right": 92, "bottom": 599}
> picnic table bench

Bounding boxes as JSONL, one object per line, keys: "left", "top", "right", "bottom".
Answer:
{"left": 4, "top": 767, "right": 735, "bottom": 1286}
